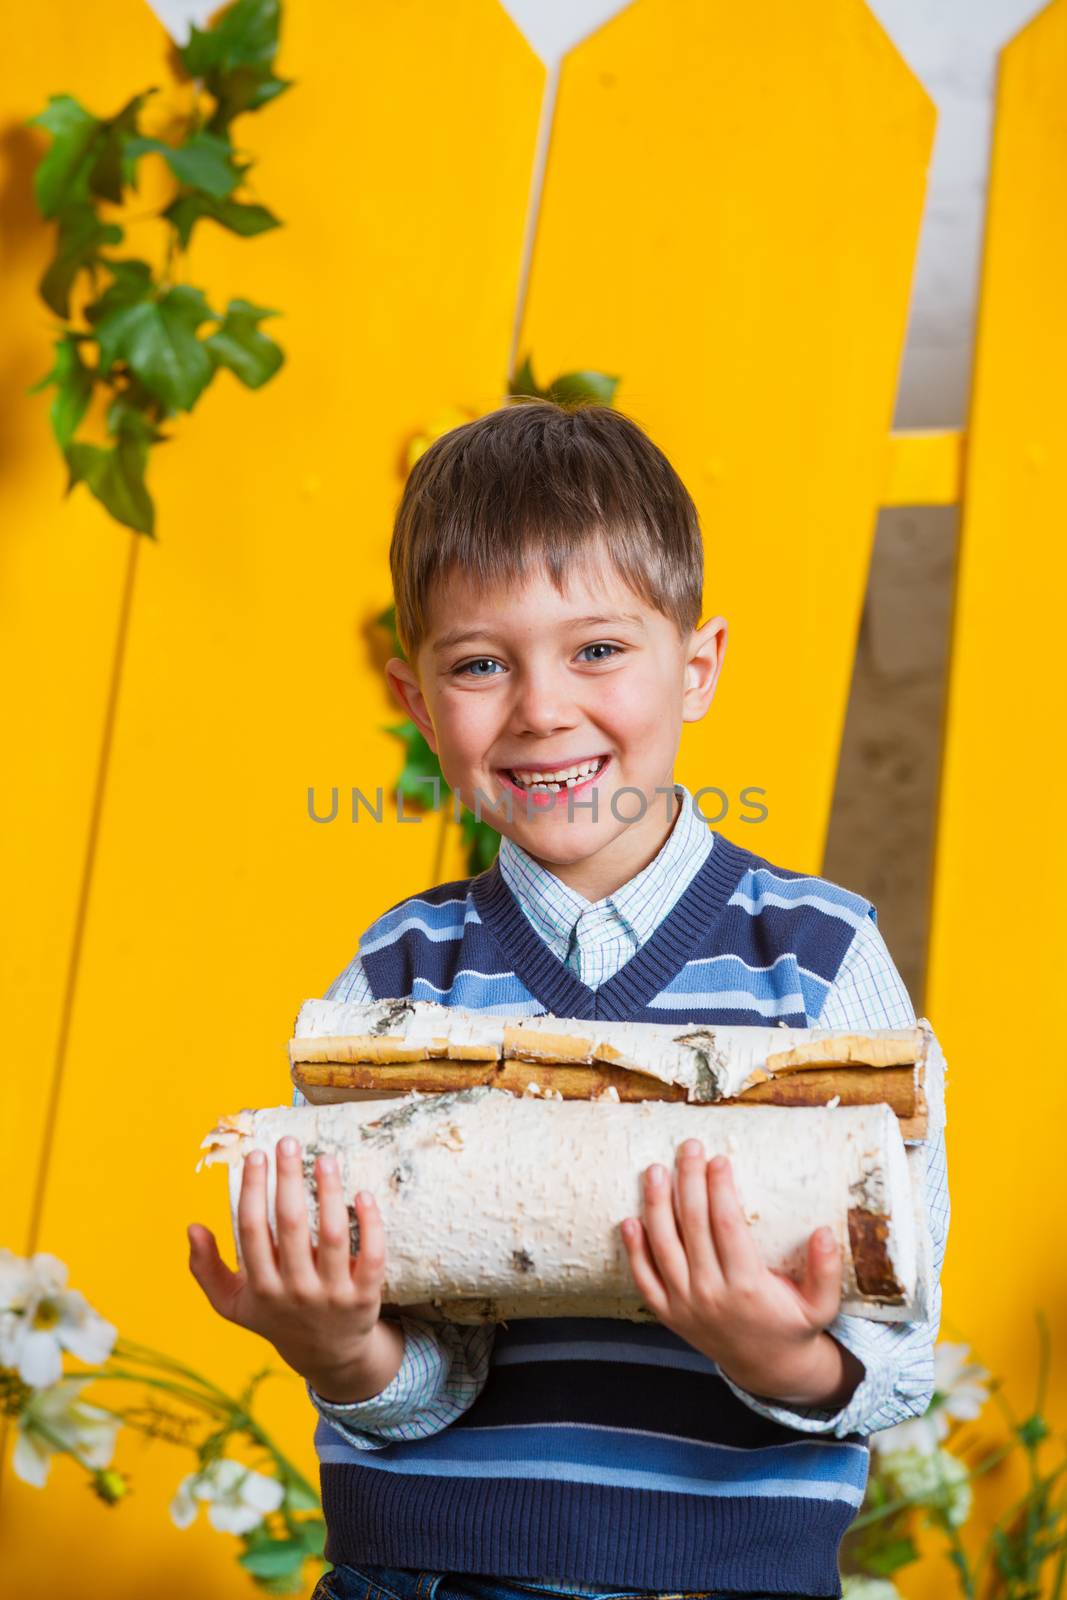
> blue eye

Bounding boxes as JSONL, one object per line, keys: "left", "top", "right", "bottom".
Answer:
{"left": 455, "top": 657, "right": 502, "bottom": 677}
{"left": 452, "top": 645, "right": 620, "bottom": 675}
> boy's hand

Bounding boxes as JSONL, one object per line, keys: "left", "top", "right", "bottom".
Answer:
{"left": 620, "top": 1139, "right": 855, "bottom": 1406}
{"left": 187, "top": 1136, "right": 391, "bottom": 1397}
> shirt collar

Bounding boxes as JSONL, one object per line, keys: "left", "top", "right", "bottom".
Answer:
{"left": 496, "top": 785, "right": 713, "bottom": 958}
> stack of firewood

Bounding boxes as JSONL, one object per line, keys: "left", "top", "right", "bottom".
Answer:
{"left": 199, "top": 999, "right": 944, "bottom": 1325}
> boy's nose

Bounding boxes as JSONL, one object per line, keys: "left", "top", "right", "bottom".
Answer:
{"left": 507, "top": 673, "right": 581, "bottom": 738}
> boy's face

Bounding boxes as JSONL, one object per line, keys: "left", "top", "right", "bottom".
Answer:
{"left": 387, "top": 559, "right": 727, "bottom": 898}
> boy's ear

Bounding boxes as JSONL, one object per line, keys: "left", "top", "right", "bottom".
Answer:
{"left": 385, "top": 656, "right": 439, "bottom": 753}
{"left": 682, "top": 615, "right": 728, "bottom": 723}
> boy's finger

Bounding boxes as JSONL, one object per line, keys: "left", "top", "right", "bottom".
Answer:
{"left": 619, "top": 1218, "right": 670, "bottom": 1319}
{"left": 188, "top": 1225, "right": 240, "bottom": 1317}
{"left": 274, "top": 1137, "right": 319, "bottom": 1295}
{"left": 706, "top": 1157, "right": 763, "bottom": 1287}
{"left": 237, "top": 1151, "right": 283, "bottom": 1295}
{"left": 673, "top": 1141, "right": 724, "bottom": 1291}
{"left": 641, "top": 1164, "right": 690, "bottom": 1296}
{"left": 314, "top": 1154, "right": 354, "bottom": 1296}
{"left": 350, "top": 1191, "right": 386, "bottom": 1295}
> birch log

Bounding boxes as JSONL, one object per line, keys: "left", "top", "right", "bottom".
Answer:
{"left": 199, "top": 1090, "right": 928, "bottom": 1323}
{"left": 288, "top": 1000, "right": 932, "bottom": 1138}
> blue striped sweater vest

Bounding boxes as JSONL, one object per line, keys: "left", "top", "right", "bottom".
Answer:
{"left": 318, "top": 830, "right": 877, "bottom": 1596}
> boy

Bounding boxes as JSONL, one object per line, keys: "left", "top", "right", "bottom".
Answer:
{"left": 188, "top": 399, "right": 948, "bottom": 1600}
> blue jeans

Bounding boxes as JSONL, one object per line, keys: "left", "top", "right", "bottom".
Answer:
{"left": 310, "top": 1564, "right": 810, "bottom": 1600}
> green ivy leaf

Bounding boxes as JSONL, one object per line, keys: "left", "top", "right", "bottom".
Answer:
{"left": 88, "top": 91, "right": 157, "bottom": 203}
{"left": 37, "top": 204, "right": 124, "bottom": 318}
{"left": 164, "top": 192, "right": 280, "bottom": 249}
{"left": 203, "top": 297, "right": 284, "bottom": 388}
{"left": 106, "top": 394, "right": 170, "bottom": 446}
{"left": 292, "top": 1515, "right": 326, "bottom": 1553}
{"left": 29, "top": 92, "right": 158, "bottom": 216}
{"left": 182, "top": 0, "right": 281, "bottom": 78}
{"left": 240, "top": 74, "right": 292, "bottom": 113}
{"left": 28, "top": 3, "right": 285, "bottom": 540}
{"left": 281, "top": 1478, "right": 321, "bottom": 1514}
{"left": 547, "top": 369, "right": 620, "bottom": 406}
{"left": 84, "top": 258, "right": 155, "bottom": 325}
{"left": 66, "top": 436, "right": 154, "bottom": 536}
{"left": 384, "top": 720, "right": 444, "bottom": 805}
{"left": 866, "top": 1537, "right": 919, "bottom": 1577}
{"left": 509, "top": 353, "right": 541, "bottom": 398}
{"left": 209, "top": 66, "right": 294, "bottom": 136}
{"left": 458, "top": 808, "right": 501, "bottom": 874}
{"left": 27, "top": 95, "right": 99, "bottom": 217}
{"left": 237, "top": 1537, "right": 307, "bottom": 1579}
{"left": 376, "top": 603, "right": 403, "bottom": 657}
{"left": 29, "top": 333, "right": 95, "bottom": 450}
{"left": 180, "top": 0, "right": 293, "bottom": 132}
{"left": 509, "top": 353, "right": 619, "bottom": 407}
{"left": 126, "top": 130, "right": 243, "bottom": 199}
{"left": 95, "top": 285, "right": 216, "bottom": 411}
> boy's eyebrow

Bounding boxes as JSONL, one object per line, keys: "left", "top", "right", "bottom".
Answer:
{"left": 431, "top": 613, "right": 646, "bottom": 653}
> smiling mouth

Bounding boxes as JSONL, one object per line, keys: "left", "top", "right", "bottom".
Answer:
{"left": 497, "top": 753, "right": 610, "bottom": 794}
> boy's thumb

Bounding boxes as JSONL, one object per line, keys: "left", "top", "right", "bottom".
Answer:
{"left": 187, "top": 1225, "right": 225, "bottom": 1303}
{"left": 803, "top": 1227, "right": 843, "bottom": 1321}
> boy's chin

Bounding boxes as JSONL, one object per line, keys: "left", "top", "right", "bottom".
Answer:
{"left": 500, "top": 814, "right": 613, "bottom": 863}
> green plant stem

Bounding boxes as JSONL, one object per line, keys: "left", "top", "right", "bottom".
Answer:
{"left": 114, "top": 1336, "right": 240, "bottom": 1394}
{"left": 159, "top": 225, "right": 180, "bottom": 293}
{"left": 1051, "top": 1474, "right": 1067, "bottom": 1600}
{"left": 973, "top": 1450, "right": 1067, "bottom": 1597}
{"left": 81, "top": 1356, "right": 318, "bottom": 1504}
{"left": 1020, "top": 1318, "right": 1052, "bottom": 1592}
{"left": 121, "top": 1340, "right": 316, "bottom": 1480}
{"left": 78, "top": 1368, "right": 234, "bottom": 1415}
{"left": 974, "top": 1313, "right": 1054, "bottom": 1599}
{"left": 929, "top": 1460, "right": 976, "bottom": 1600}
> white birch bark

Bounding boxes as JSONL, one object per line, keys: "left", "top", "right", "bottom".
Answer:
{"left": 290, "top": 997, "right": 930, "bottom": 1104}
{"left": 199, "top": 1091, "right": 927, "bottom": 1323}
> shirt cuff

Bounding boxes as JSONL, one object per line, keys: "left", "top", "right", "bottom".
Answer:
{"left": 717, "top": 1324, "right": 897, "bottom": 1439}
{"left": 307, "top": 1316, "right": 445, "bottom": 1428}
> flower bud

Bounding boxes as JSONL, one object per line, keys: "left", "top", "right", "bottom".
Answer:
{"left": 91, "top": 1467, "right": 131, "bottom": 1505}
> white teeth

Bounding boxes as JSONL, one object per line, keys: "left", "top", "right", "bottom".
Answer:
{"left": 507, "top": 756, "right": 604, "bottom": 790}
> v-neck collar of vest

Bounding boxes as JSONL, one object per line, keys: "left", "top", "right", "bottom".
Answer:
{"left": 470, "top": 831, "right": 754, "bottom": 1021}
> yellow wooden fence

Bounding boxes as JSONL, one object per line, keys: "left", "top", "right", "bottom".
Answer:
{"left": 0, "top": 0, "right": 1062, "bottom": 1595}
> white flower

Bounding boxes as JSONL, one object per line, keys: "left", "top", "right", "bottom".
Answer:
{"left": 879, "top": 1446, "right": 972, "bottom": 1527}
{"left": 932, "top": 1342, "right": 991, "bottom": 1428}
{"left": 871, "top": 1412, "right": 941, "bottom": 1456}
{"left": 0, "top": 1249, "right": 117, "bottom": 1388}
{"left": 841, "top": 1578, "right": 904, "bottom": 1600}
{"left": 13, "top": 1377, "right": 120, "bottom": 1488}
{"left": 170, "top": 1458, "right": 285, "bottom": 1535}
{"left": 872, "top": 1341, "right": 991, "bottom": 1457}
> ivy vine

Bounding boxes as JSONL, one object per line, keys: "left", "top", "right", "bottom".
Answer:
{"left": 386, "top": 358, "right": 621, "bottom": 875}
{"left": 26, "top": 0, "right": 290, "bottom": 537}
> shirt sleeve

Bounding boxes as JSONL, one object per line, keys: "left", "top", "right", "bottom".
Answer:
{"left": 296, "top": 954, "right": 496, "bottom": 1445}
{"left": 717, "top": 912, "right": 950, "bottom": 1440}
{"left": 307, "top": 1317, "right": 496, "bottom": 1450}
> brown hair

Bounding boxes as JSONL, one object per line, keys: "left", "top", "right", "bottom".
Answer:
{"left": 389, "top": 397, "right": 703, "bottom": 661}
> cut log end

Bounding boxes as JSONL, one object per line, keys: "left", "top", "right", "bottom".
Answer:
{"left": 848, "top": 1207, "right": 907, "bottom": 1302}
